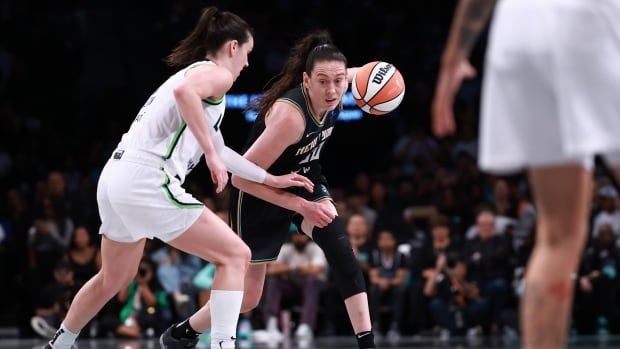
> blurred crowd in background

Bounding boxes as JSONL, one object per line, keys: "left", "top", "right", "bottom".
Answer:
{"left": 1, "top": 0, "right": 620, "bottom": 343}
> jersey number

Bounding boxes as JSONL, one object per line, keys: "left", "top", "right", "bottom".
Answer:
{"left": 134, "top": 91, "right": 158, "bottom": 123}
{"left": 299, "top": 141, "right": 325, "bottom": 165}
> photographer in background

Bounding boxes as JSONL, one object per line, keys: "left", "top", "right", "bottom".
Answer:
{"left": 116, "top": 259, "right": 170, "bottom": 338}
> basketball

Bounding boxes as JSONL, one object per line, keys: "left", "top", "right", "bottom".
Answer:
{"left": 351, "top": 61, "right": 405, "bottom": 115}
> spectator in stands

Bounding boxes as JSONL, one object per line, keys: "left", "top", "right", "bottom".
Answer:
{"left": 30, "top": 260, "right": 77, "bottom": 338}
{"left": 409, "top": 215, "right": 459, "bottom": 333}
{"left": 425, "top": 256, "right": 489, "bottom": 339}
{"left": 347, "top": 188, "right": 377, "bottom": 230}
{"left": 575, "top": 224, "right": 620, "bottom": 334}
{"left": 263, "top": 232, "right": 328, "bottom": 341}
{"left": 463, "top": 210, "right": 512, "bottom": 331}
{"left": 27, "top": 197, "right": 71, "bottom": 286}
{"left": 368, "top": 229, "right": 408, "bottom": 341}
{"left": 64, "top": 225, "right": 100, "bottom": 288}
{"left": 347, "top": 214, "right": 372, "bottom": 275}
{"left": 393, "top": 129, "right": 438, "bottom": 176}
{"left": 591, "top": 185, "right": 620, "bottom": 240}
{"left": 151, "top": 247, "right": 201, "bottom": 319}
{"left": 369, "top": 180, "right": 408, "bottom": 239}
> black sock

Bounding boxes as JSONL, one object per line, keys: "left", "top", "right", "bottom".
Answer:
{"left": 356, "top": 330, "right": 375, "bottom": 349}
{"left": 171, "top": 319, "right": 201, "bottom": 340}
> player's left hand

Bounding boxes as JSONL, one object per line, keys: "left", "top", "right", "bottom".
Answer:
{"left": 346, "top": 67, "right": 360, "bottom": 83}
{"left": 432, "top": 58, "right": 476, "bottom": 138}
{"left": 264, "top": 173, "right": 314, "bottom": 192}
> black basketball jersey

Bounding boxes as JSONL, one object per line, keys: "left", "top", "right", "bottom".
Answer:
{"left": 242, "top": 83, "right": 341, "bottom": 182}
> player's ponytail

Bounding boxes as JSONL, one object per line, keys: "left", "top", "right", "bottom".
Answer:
{"left": 254, "top": 30, "right": 346, "bottom": 118}
{"left": 166, "top": 7, "right": 253, "bottom": 67}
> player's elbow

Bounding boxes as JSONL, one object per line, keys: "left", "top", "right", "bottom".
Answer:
{"left": 173, "top": 84, "right": 192, "bottom": 101}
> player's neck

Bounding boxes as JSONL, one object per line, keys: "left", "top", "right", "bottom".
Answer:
{"left": 305, "top": 91, "right": 328, "bottom": 122}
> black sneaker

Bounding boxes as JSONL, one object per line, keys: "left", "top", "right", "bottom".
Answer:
{"left": 159, "top": 325, "right": 199, "bottom": 348}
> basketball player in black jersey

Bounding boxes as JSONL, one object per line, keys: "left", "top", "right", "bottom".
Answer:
{"left": 181, "top": 31, "right": 376, "bottom": 349}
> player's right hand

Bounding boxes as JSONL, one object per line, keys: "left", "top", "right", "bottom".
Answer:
{"left": 264, "top": 173, "right": 314, "bottom": 192}
{"left": 300, "top": 200, "right": 336, "bottom": 228}
{"left": 432, "top": 58, "right": 476, "bottom": 137}
{"left": 205, "top": 152, "right": 229, "bottom": 193}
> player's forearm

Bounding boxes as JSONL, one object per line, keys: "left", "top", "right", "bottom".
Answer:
{"left": 443, "top": 0, "right": 497, "bottom": 63}
{"left": 231, "top": 174, "right": 306, "bottom": 213}
{"left": 219, "top": 146, "right": 267, "bottom": 184}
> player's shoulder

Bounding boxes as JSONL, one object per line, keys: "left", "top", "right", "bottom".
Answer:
{"left": 267, "top": 100, "right": 306, "bottom": 131}
{"left": 185, "top": 62, "right": 234, "bottom": 87}
{"left": 278, "top": 83, "right": 305, "bottom": 108}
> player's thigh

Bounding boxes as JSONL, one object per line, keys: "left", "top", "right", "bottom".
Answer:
{"left": 168, "top": 208, "right": 250, "bottom": 264}
{"left": 100, "top": 236, "right": 146, "bottom": 286}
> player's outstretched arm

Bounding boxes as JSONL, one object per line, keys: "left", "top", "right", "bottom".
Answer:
{"left": 432, "top": 0, "right": 497, "bottom": 138}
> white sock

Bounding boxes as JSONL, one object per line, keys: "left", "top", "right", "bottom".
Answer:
{"left": 210, "top": 290, "right": 243, "bottom": 349}
{"left": 49, "top": 323, "right": 79, "bottom": 349}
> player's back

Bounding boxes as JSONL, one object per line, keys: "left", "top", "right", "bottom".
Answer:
{"left": 116, "top": 61, "right": 226, "bottom": 182}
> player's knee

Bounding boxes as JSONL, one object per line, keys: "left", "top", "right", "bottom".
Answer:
{"left": 220, "top": 241, "right": 251, "bottom": 271}
{"left": 312, "top": 220, "right": 366, "bottom": 299}
{"left": 98, "top": 270, "right": 130, "bottom": 297}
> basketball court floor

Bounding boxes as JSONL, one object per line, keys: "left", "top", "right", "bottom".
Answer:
{"left": 3, "top": 336, "right": 620, "bottom": 349}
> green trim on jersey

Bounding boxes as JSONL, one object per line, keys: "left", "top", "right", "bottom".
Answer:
{"left": 162, "top": 121, "right": 187, "bottom": 160}
{"left": 250, "top": 256, "right": 278, "bottom": 264}
{"left": 236, "top": 192, "right": 244, "bottom": 237}
{"left": 278, "top": 97, "right": 305, "bottom": 116}
{"left": 161, "top": 171, "right": 204, "bottom": 209}
{"left": 203, "top": 96, "right": 224, "bottom": 105}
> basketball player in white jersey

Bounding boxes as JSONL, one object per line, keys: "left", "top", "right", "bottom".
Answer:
{"left": 42, "top": 7, "right": 323, "bottom": 349}
{"left": 433, "top": 0, "right": 620, "bottom": 347}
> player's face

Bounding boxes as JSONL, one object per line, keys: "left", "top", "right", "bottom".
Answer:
{"left": 303, "top": 60, "right": 347, "bottom": 115}
{"left": 231, "top": 34, "right": 253, "bottom": 80}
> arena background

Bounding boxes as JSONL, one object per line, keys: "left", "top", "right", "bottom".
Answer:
{"left": 1, "top": 0, "right": 619, "bottom": 348}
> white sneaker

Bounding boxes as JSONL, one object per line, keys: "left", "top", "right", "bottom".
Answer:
{"left": 30, "top": 316, "right": 57, "bottom": 338}
{"left": 253, "top": 329, "right": 283, "bottom": 344}
{"left": 294, "top": 323, "right": 313, "bottom": 341}
{"left": 439, "top": 328, "right": 450, "bottom": 342}
{"left": 265, "top": 316, "right": 283, "bottom": 342}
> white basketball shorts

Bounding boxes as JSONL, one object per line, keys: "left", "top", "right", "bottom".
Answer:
{"left": 480, "top": 0, "right": 620, "bottom": 173}
{"left": 97, "top": 149, "right": 204, "bottom": 243}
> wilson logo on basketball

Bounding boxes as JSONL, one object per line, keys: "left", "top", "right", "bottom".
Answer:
{"left": 372, "top": 64, "right": 393, "bottom": 84}
{"left": 352, "top": 61, "right": 405, "bottom": 115}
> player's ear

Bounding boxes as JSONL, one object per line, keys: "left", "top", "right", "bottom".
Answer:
{"left": 229, "top": 40, "right": 238, "bottom": 56}
{"left": 302, "top": 72, "right": 310, "bottom": 88}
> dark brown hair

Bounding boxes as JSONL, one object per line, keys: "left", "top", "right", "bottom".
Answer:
{"left": 253, "top": 30, "right": 347, "bottom": 117}
{"left": 166, "top": 7, "right": 253, "bottom": 67}
{"left": 429, "top": 215, "right": 450, "bottom": 230}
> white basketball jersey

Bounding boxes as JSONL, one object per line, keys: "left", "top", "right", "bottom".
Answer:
{"left": 117, "top": 61, "right": 225, "bottom": 183}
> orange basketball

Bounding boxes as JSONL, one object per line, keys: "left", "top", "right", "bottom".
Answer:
{"left": 351, "top": 61, "right": 405, "bottom": 115}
